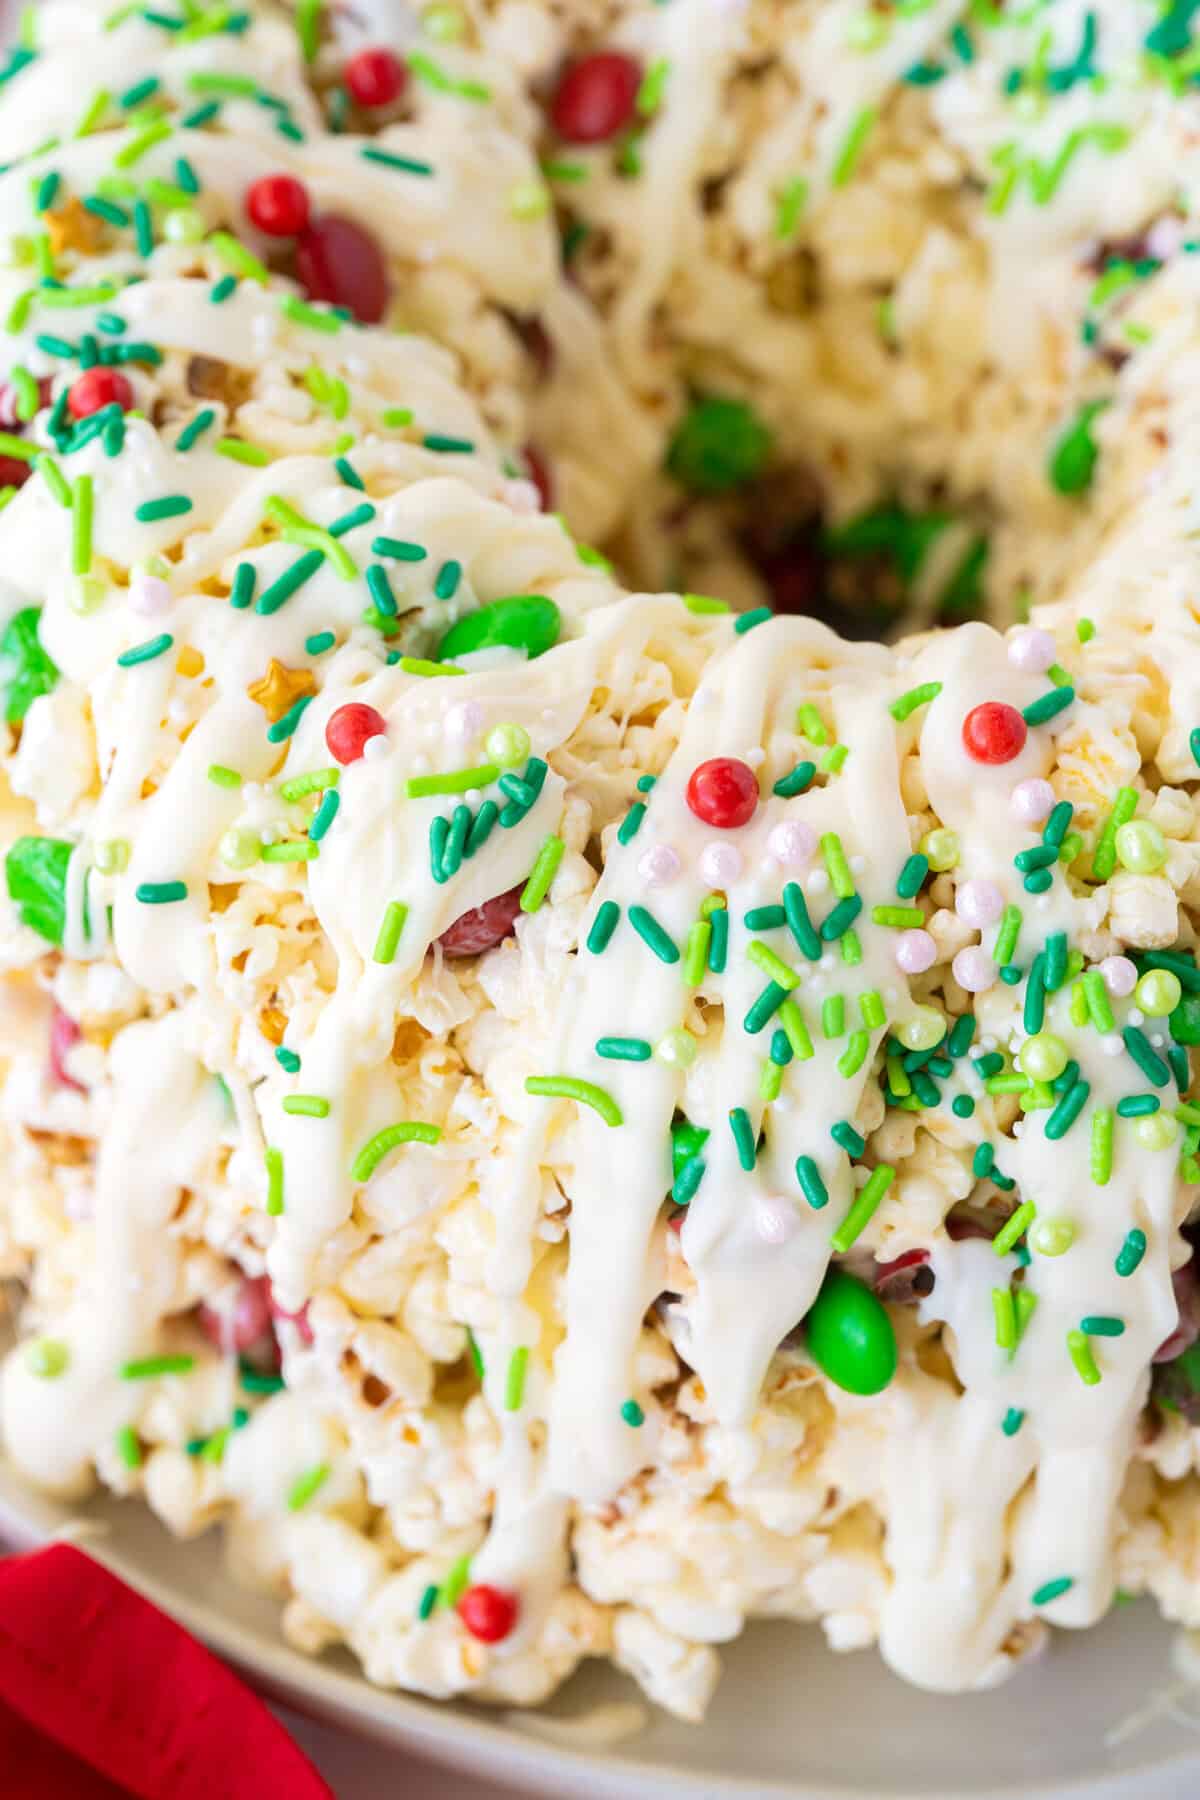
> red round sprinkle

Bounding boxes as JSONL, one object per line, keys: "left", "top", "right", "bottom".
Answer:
{"left": 246, "top": 173, "right": 311, "bottom": 238}
{"left": 550, "top": 51, "right": 642, "bottom": 144}
{"left": 345, "top": 46, "right": 407, "bottom": 108}
{"left": 198, "top": 1274, "right": 273, "bottom": 1356}
{"left": 438, "top": 885, "right": 524, "bottom": 957}
{"left": 49, "top": 1005, "right": 85, "bottom": 1091}
{"left": 685, "top": 757, "right": 759, "bottom": 830}
{"left": 961, "top": 701, "right": 1027, "bottom": 765}
{"left": 67, "top": 368, "right": 133, "bottom": 420}
{"left": 325, "top": 701, "right": 387, "bottom": 764}
{"left": 457, "top": 1583, "right": 520, "bottom": 1643}
{"left": 295, "top": 213, "right": 389, "bottom": 324}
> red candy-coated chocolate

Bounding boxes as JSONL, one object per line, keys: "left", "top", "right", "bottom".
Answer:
{"left": 268, "top": 1284, "right": 315, "bottom": 1348}
{"left": 246, "top": 173, "right": 311, "bottom": 238}
{"left": 438, "top": 885, "right": 524, "bottom": 957}
{"left": 550, "top": 51, "right": 642, "bottom": 144}
{"left": 457, "top": 1583, "right": 520, "bottom": 1643}
{"left": 48, "top": 1005, "right": 84, "bottom": 1092}
{"left": 325, "top": 701, "right": 387, "bottom": 764}
{"left": 873, "top": 1248, "right": 934, "bottom": 1306}
{"left": 0, "top": 456, "right": 31, "bottom": 488}
{"left": 198, "top": 1274, "right": 274, "bottom": 1356}
{"left": 295, "top": 214, "right": 389, "bottom": 324}
{"left": 685, "top": 757, "right": 759, "bottom": 830}
{"left": 67, "top": 368, "right": 133, "bottom": 419}
{"left": 961, "top": 701, "right": 1027, "bottom": 765}
{"left": 522, "top": 444, "right": 553, "bottom": 511}
{"left": 345, "top": 46, "right": 407, "bottom": 108}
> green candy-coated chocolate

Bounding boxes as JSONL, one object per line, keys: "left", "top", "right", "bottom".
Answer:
{"left": 0, "top": 605, "right": 59, "bottom": 724}
{"left": 437, "top": 594, "right": 560, "bottom": 663}
{"left": 1170, "top": 993, "right": 1200, "bottom": 1046}
{"left": 666, "top": 396, "right": 771, "bottom": 495}
{"left": 670, "top": 1118, "right": 710, "bottom": 1180}
{"left": 804, "top": 1267, "right": 897, "bottom": 1397}
{"left": 6, "top": 835, "right": 73, "bottom": 945}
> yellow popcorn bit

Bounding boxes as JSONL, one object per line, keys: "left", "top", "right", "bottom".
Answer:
{"left": 247, "top": 658, "right": 315, "bottom": 723}
{"left": 46, "top": 197, "right": 104, "bottom": 257}
{"left": 1053, "top": 721, "right": 1140, "bottom": 826}
{"left": 259, "top": 1007, "right": 288, "bottom": 1045}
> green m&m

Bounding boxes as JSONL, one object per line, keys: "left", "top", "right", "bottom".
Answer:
{"left": 436, "top": 594, "right": 560, "bottom": 664}
{"left": 5, "top": 834, "right": 73, "bottom": 945}
{"left": 0, "top": 605, "right": 59, "bottom": 724}
{"left": 803, "top": 1266, "right": 898, "bottom": 1396}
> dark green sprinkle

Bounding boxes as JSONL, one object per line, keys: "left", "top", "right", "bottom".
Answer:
{"left": 729, "top": 1106, "right": 757, "bottom": 1170}
{"left": 734, "top": 606, "right": 773, "bottom": 635}
{"left": 434, "top": 559, "right": 462, "bottom": 600}
{"left": 745, "top": 904, "right": 786, "bottom": 930}
{"left": 617, "top": 802, "right": 646, "bottom": 845}
{"left": 673, "top": 1156, "right": 705, "bottom": 1206}
{"left": 708, "top": 906, "right": 728, "bottom": 972}
{"left": 256, "top": 549, "right": 324, "bottom": 615}
{"left": 334, "top": 455, "right": 364, "bottom": 490}
{"left": 769, "top": 1028, "right": 793, "bottom": 1066}
{"left": 596, "top": 1036, "right": 652, "bottom": 1061}
{"left": 1080, "top": 1314, "right": 1125, "bottom": 1337}
{"left": 819, "top": 895, "right": 862, "bottom": 941}
{"left": 1023, "top": 954, "right": 1046, "bottom": 1034}
{"left": 135, "top": 880, "right": 188, "bottom": 904}
{"left": 266, "top": 694, "right": 314, "bottom": 743}
{"left": 896, "top": 853, "right": 928, "bottom": 899}
{"left": 422, "top": 435, "right": 474, "bottom": 454}
{"left": 328, "top": 502, "right": 375, "bottom": 537}
{"left": 230, "top": 562, "right": 255, "bottom": 610}
{"left": 1043, "top": 930, "right": 1068, "bottom": 991}
{"left": 305, "top": 630, "right": 336, "bottom": 655}
{"left": 1023, "top": 687, "right": 1074, "bottom": 727}
{"left": 366, "top": 563, "right": 397, "bottom": 617}
{"left": 117, "top": 632, "right": 173, "bottom": 667}
{"left": 309, "top": 790, "right": 339, "bottom": 842}
{"left": 973, "top": 1142, "right": 995, "bottom": 1177}
{"left": 275, "top": 1046, "right": 301, "bottom": 1073}
{"left": 1014, "top": 844, "right": 1058, "bottom": 873}
{"left": 1115, "top": 1229, "right": 1146, "bottom": 1276}
{"left": 1052, "top": 1059, "right": 1080, "bottom": 1094}
{"left": 1143, "top": 950, "right": 1200, "bottom": 993}
{"left": 628, "top": 904, "right": 678, "bottom": 963}
{"left": 947, "top": 1013, "right": 976, "bottom": 1058}
{"left": 795, "top": 1154, "right": 828, "bottom": 1209}
{"left": 587, "top": 900, "right": 620, "bottom": 953}
{"left": 464, "top": 799, "right": 499, "bottom": 858}
{"left": 210, "top": 273, "right": 237, "bottom": 302}
{"left": 1116, "top": 1094, "right": 1159, "bottom": 1117}
{"left": 952, "top": 1094, "right": 975, "bottom": 1118}
{"left": 1002, "top": 1407, "right": 1024, "bottom": 1437}
{"left": 429, "top": 815, "right": 449, "bottom": 884}
{"left": 1043, "top": 800, "right": 1074, "bottom": 848}
{"left": 1168, "top": 1045, "right": 1190, "bottom": 1091}
{"left": 1122, "top": 1026, "right": 1170, "bottom": 1088}
{"left": 831, "top": 1120, "right": 865, "bottom": 1157}
{"left": 1045, "top": 1078, "right": 1091, "bottom": 1140}
{"left": 371, "top": 536, "right": 426, "bottom": 561}
{"left": 783, "top": 882, "right": 822, "bottom": 959}
{"left": 772, "top": 759, "right": 815, "bottom": 799}
{"left": 133, "top": 197, "right": 153, "bottom": 257}
{"left": 135, "top": 495, "right": 192, "bottom": 522}
{"left": 743, "top": 981, "right": 787, "bottom": 1035}
{"left": 175, "top": 408, "right": 215, "bottom": 452}
{"left": 1023, "top": 868, "right": 1054, "bottom": 895}
{"left": 911, "top": 1071, "right": 940, "bottom": 1107}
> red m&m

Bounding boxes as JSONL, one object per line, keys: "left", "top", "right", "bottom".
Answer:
{"left": 685, "top": 758, "right": 759, "bottom": 830}
{"left": 550, "top": 51, "right": 641, "bottom": 144}
{"left": 67, "top": 368, "right": 133, "bottom": 419}
{"left": 246, "top": 173, "right": 311, "bottom": 238}
{"left": 295, "top": 214, "right": 389, "bottom": 324}
{"left": 326, "top": 702, "right": 387, "bottom": 764}
{"left": 345, "top": 46, "right": 407, "bottom": 108}
{"left": 457, "top": 1583, "right": 520, "bottom": 1643}
{"left": 438, "top": 886, "right": 524, "bottom": 957}
{"left": 962, "top": 701, "right": 1027, "bottom": 765}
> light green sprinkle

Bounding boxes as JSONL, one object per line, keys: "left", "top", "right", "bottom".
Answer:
{"left": 282, "top": 1094, "right": 331, "bottom": 1118}
{"left": 373, "top": 900, "right": 408, "bottom": 965}
{"left": 120, "top": 1354, "right": 195, "bottom": 1380}
{"left": 207, "top": 764, "right": 241, "bottom": 789}
{"left": 521, "top": 834, "right": 565, "bottom": 912}
{"left": 525, "top": 1074, "right": 623, "bottom": 1127}
{"left": 830, "top": 1163, "right": 895, "bottom": 1253}
{"left": 72, "top": 474, "right": 93, "bottom": 575}
{"left": 406, "top": 764, "right": 499, "bottom": 799}
{"left": 287, "top": 1462, "right": 331, "bottom": 1511}
{"left": 820, "top": 832, "right": 854, "bottom": 898}
{"left": 1091, "top": 1106, "right": 1114, "bottom": 1185}
{"left": 872, "top": 905, "right": 924, "bottom": 928}
{"left": 215, "top": 437, "right": 270, "bottom": 466}
{"left": 683, "top": 919, "right": 711, "bottom": 987}
{"left": 993, "top": 1200, "right": 1036, "bottom": 1256}
{"left": 774, "top": 176, "right": 809, "bottom": 240}
{"left": 797, "top": 702, "right": 829, "bottom": 746}
{"left": 504, "top": 1346, "right": 529, "bottom": 1411}
{"left": 747, "top": 939, "right": 799, "bottom": 991}
{"left": 777, "top": 998, "right": 814, "bottom": 1061}
{"left": 36, "top": 454, "right": 71, "bottom": 508}
{"left": 1066, "top": 1328, "right": 1101, "bottom": 1386}
{"left": 837, "top": 1030, "right": 871, "bottom": 1078}
{"left": 113, "top": 117, "right": 172, "bottom": 167}
{"left": 832, "top": 105, "right": 877, "bottom": 186}
{"left": 115, "top": 1424, "right": 142, "bottom": 1469}
{"left": 25, "top": 1337, "right": 69, "bottom": 1378}
{"left": 208, "top": 231, "right": 269, "bottom": 285}
{"left": 351, "top": 1121, "right": 441, "bottom": 1183}
{"left": 889, "top": 681, "right": 942, "bottom": 723}
{"left": 281, "top": 295, "right": 341, "bottom": 334}
{"left": 265, "top": 1146, "right": 284, "bottom": 1215}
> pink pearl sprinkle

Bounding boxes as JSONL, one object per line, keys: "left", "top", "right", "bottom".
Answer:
{"left": 444, "top": 699, "right": 484, "bottom": 743}
{"left": 754, "top": 1196, "right": 796, "bottom": 1245}
{"left": 895, "top": 929, "right": 937, "bottom": 974}
{"left": 766, "top": 820, "right": 816, "bottom": 867}
{"left": 699, "top": 842, "right": 742, "bottom": 887}
{"left": 952, "top": 946, "right": 996, "bottom": 993}
{"left": 638, "top": 844, "right": 682, "bottom": 886}
{"left": 1010, "top": 778, "right": 1055, "bottom": 825}
{"left": 1100, "top": 954, "right": 1138, "bottom": 998}
{"left": 955, "top": 879, "right": 1004, "bottom": 929}
{"left": 1007, "top": 628, "right": 1056, "bottom": 674}
{"left": 130, "top": 572, "right": 171, "bottom": 616}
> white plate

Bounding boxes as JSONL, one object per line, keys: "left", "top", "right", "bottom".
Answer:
{"left": 2, "top": 1457, "right": 1199, "bottom": 1800}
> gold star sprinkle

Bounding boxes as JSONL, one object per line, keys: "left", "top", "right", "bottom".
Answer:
{"left": 246, "top": 659, "right": 315, "bottom": 724}
{"left": 46, "top": 197, "right": 104, "bottom": 257}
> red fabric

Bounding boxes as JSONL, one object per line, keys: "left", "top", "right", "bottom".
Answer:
{"left": 0, "top": 1544, "right": 335, "bottom": 1800}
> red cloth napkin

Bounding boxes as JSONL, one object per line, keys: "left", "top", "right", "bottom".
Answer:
{"left": 0, "top": 1543, "right": 336, "bottom": 1799}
